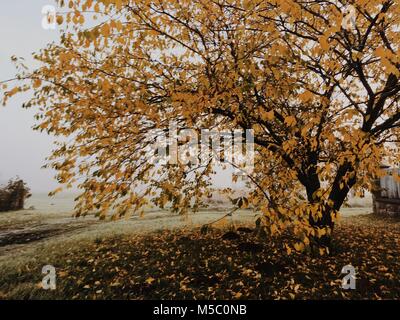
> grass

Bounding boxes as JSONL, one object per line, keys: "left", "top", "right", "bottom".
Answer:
{"left": 0, "top": 210, "right": 399, "bottom": 300}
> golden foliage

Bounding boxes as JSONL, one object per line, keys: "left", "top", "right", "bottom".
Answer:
{"left": 2, "top": 0, "right": 400, "bottom": 251}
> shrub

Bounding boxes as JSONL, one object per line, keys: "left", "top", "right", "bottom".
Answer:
{"left": 0, "top": 179, "right": 31, "bottom": 212}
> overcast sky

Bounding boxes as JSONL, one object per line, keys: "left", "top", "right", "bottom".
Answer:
{"left": 0, "top": 1, "right": 61, "bottom": 192}
{"left": 0, "top": 1, "right": 243, "bottom": 194}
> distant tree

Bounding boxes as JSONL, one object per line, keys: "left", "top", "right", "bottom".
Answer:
{"left": 0, "top": 179, "right": 31, "bottom": 212}
{"left": 2, "top": 0, "right": 400, "bottom": 252}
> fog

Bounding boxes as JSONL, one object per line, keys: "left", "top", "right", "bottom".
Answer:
{"left": 0, "top": 1, "right": 239, "bottom": 193}
{"left": 0, "top": 1, "right": 64, "bottom": 192}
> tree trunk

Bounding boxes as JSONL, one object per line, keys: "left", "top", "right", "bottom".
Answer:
{"left": 310, "top": 178, "right": 356, "bottom": 250}
{"left": 308, "top": 205, "right": 335, "bottom": 249}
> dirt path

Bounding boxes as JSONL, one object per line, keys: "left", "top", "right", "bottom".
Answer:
{"left": 0, "top": 223, "right": 91, "bottom": 247}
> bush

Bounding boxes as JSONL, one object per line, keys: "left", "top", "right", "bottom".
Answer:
{"left": 0, "top": 179, "right": 31, "bottom": 212}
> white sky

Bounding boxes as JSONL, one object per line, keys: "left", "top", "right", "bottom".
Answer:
{"left": 0, "top": 1, "right": 60, "bottom": 192}
{"left": 0, "top": 1, "right": 243, "bottom": 194}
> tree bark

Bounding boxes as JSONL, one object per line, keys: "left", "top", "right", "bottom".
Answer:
{"left": 305, "top": 161, "right": 357, "bottom": 250}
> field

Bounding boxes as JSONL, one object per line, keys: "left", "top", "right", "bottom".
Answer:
{"left": 0, "top": 193, "right": 399, "bottom": 300}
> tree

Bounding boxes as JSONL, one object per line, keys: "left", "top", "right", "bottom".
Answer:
{"left": 0, "top": 179, "right": 31, "bottom": 212}
{"left": 2, "top": 0, "right": 400, "bottom": 252}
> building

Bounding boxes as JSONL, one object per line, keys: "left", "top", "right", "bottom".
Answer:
{"left": 372, "top": 166, "right": 400, "bottom": 217}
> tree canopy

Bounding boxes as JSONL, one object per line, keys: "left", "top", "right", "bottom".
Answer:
{"left": 2, "top": 0, "right": 400, "bottom": 251}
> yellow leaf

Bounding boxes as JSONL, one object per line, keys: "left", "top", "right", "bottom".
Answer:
{"left": 261, "top": 110, "right": 274, "bottom": 121}
{"left": 284, "top": 116, "right": 297, "bottom": 127}
{"left": 56, "top": 15, "right": 64, "bottom": 25}
{"left": 294, "top": 242, "right": 304, "bottom": 252}
{"left": 33, "top": 79, "right": 42, "bottom": 89}
{"left": 299, "top": 91, "right": 313, "bottom": 102}
{"left": 145, "top": 277, "right": 155, "bottom": 284}
{"left": 319, "top": 36, "right": 329, "bottom": 51}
